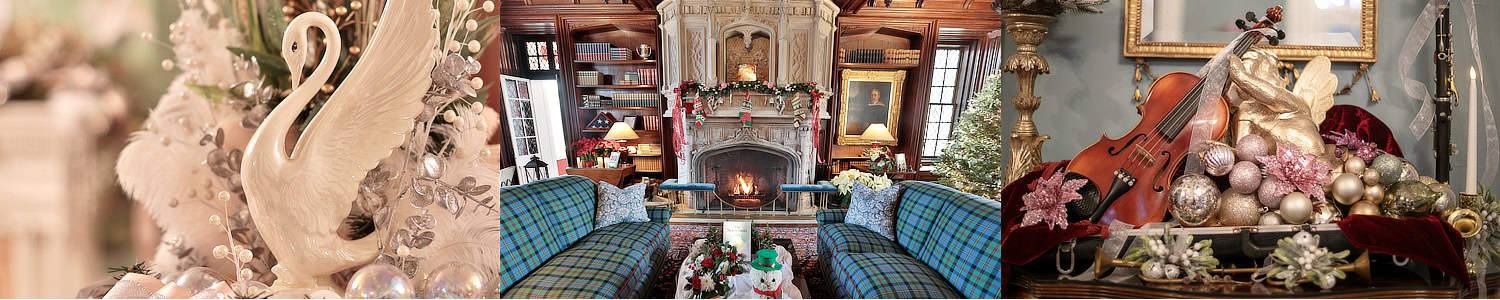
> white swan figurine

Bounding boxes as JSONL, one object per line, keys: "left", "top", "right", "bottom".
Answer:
{"left": 240, "top": 0, "right": 437, "bottom": 289}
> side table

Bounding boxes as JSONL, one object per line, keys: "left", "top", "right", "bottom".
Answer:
{"left": 566, "top": 164, "right": 635, "bottom": 186}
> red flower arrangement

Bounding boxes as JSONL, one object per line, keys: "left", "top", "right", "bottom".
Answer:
{"left": 571, "top": 138, "right": 624, "bottom": 167}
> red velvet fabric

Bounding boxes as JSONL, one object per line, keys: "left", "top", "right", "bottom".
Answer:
{"left": 1335, "top": 215, "right": 1469, "bottom": 285}
{"left": 1319, "top": 104, "right": 1405, "bottom": 157}
{"left": 999, "top": 160, "right": 1107, "bottom": 266}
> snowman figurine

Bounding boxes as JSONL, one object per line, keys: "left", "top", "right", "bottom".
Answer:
{"left": 748, "top": 249, "right": 783, "bottom": 299}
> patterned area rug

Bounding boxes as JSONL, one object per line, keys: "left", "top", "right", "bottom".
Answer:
{"left": 651, "top": 223, "right": 833, "bottom": 298}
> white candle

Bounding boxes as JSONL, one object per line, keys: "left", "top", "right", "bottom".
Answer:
{"left": 1467, "top": 67, "right": 1478, "bottom": 194}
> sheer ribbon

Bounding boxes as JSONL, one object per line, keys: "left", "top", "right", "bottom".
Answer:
{"left": 1398, "top": 0, "right": 1497, "bottom": 188}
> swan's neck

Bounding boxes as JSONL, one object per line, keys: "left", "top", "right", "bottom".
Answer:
{"left": 248, "top": 16, "right": 341, "bottom": 166}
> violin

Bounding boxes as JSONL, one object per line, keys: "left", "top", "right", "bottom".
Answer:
{"left": 1071, "top": 6, "right": 1286, "bottom": 226}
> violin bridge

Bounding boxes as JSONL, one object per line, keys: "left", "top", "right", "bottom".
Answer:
{"left": 1133, "top": 144, "right": 1157, "bottom": 165}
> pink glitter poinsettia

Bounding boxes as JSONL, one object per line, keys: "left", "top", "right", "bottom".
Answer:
{"left": 1257, "top": 144, "right": 1333, "bottom": 203}
{"left": 1322, "top": 130, "right": 1385, "bottom": 161}
{"left": 1021, "top": 169, "right": 1088, "bottom": 230}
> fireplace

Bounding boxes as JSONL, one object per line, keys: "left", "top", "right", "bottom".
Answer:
{"left": 701, "top": 147, "right": 791, "bottom": 209}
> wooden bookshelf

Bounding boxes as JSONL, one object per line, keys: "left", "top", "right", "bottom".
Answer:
{"left": 837, "top": 62, "right": 920, "bottom": 69}
{"left": 561, "top": 20, "right": 673, "bottom": 177}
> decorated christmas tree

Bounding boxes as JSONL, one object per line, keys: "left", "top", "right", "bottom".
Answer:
{"left": 935, "top": 74, "right": 1008, "bottom": 199}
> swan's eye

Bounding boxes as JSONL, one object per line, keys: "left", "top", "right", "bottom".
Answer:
{"left": 291, "top": 42, "right": 299, "bottom": 51}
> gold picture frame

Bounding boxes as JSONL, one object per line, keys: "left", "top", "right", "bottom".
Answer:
{"left": 1123, "top": 0, "right": 1377, "bottom": 62}
{"left": 837, "top": 69, "right": 905, "bottom": 145}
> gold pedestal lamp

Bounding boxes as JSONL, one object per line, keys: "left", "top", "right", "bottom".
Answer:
{"left": 1001, "top": 12, "right": 1057, "bottom": 183}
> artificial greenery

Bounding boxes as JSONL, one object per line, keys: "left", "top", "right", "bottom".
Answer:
{"left": 106, "top": 261, "right": 155, "bottom": 280}
{"left": 934, "top": 74, "right": 1008, "bottom": 200}
{"left": 991, "top": 0, "right": 1109, "bottom": 15}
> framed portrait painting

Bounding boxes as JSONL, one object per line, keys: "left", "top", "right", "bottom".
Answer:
{"left": 837, "top": 69, "right": 905, "bottom": 145}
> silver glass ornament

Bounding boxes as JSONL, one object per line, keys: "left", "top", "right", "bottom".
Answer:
{"left": 1428, "top": 182, "right": 1458, "bottom": 215}
{"left": 1200, "top": 144, "right": 1237, "bottom": 176}
{"left": 1218, "top": 192, "right": 1262, "bottom": 226}
{"left": 1227, "top": 161, "right": 1262, "bottom": 194}
{"left": 1399, "top": 162, "right": 1420, "bottom": 182}
{"left": 1169, "top": 174, "right": 1221, "bottom": 226}
{"left": 1361, "top": 169, "right": 1381, "bottom": 186}
{"left": 1259, "top": 211, "right": 1285, "bottom": 225}
{"left": 1369, "top": 154, "right": 1404, "bottom": 185}
{"left": 173, "top": 267, "right": 220, "bottom": 296}
{"left": 345, "top": 263, "right": 416, "bottom": 299}
{"left": 1236, "top": 134, "right": 1269, "bottom": 162}
{"left": 421, "top": 262, "right": 489, "bottom": 298}
{"left": 1279, "top": 192, "right": 1314, "bottom": 224}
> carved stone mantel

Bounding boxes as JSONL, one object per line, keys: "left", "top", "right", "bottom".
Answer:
{"left": 657, "top": 0, "right": 838, "bottom": 213}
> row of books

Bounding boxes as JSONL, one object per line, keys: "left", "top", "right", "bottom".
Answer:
{"left": 581, "top": 93, "right": 661, "bottom": 108}
{"left": 641, "top": 116, "right": 662, "bottom": 131}
{"left": 575, "top": 42, "right": 635, "bottom": 60}
{"left": 840, "top": 48, "right": 921, "bottom": 65}
{"left": 577, "top": 71, "right": 603, "bottom": 85}
{"left": 617, "top": 68, "right": 660, "bottom": 86}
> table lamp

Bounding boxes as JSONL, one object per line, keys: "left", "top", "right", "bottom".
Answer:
{"left": 861, "top": 124, "right": 896, "bottom": 146}
{"left": 604, "top": 122, "right": 639, "bottom": 168}
{"left": 861, "top": 124, "right": 898, "bottom": 173}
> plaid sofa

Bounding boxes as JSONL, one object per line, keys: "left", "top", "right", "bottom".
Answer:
{"left": 817, "top": 181, "right": 1004, "bottom": 298}
{"left": 496, "top": 175, "right": 673, "bottom": 298}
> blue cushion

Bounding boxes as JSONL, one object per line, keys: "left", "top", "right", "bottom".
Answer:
{"left": 818, "top": 223, "right": 905, "bottom": 255}
{"left": 846, "top": 182, "right": 900, "bottom": 240}
{"left": 595, "top": 181, "right": 649, "bottom": 229}
{"left": 781, "top": 181, "right": 838, "bottom": 192}
{"left": 658, "top": 179, "right": 715, "bottom": 191}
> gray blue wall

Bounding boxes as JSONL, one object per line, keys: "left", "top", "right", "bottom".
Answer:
{"left": 998, "top": 0, "right": 1500, "bottom": 192}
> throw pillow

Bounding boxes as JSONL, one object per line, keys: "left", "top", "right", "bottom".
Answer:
{"left": 846, "top": 181, "right": 899, "bottom": 240}
{"left": 595, "top": 181, "right": 650, "bottom": 229}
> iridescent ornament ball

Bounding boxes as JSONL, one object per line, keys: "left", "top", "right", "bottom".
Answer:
{"left": 422, "top": 262, "right": 490, "bottom": 298}
{"left": 1201, "top": 144, "right": 1237, "bottom": 177}
{"left": 345, "top": 263, "right": 416, "bottom": 299}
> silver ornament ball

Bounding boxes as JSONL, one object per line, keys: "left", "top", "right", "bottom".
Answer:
{"left": 1170, "top": 174, "right": 1221, "bottom": 226}
{"left": 421, "top": 262, "right": 489, "bottom": 298}
{"left": 1259, "top": 211, "right": 1285, "bottom": 225}
{"left": 1201, "top": 144, "right": 1237, "bottom": 177}
{"left": 1369, "top": 154, "right": 1404, "bottom": 185}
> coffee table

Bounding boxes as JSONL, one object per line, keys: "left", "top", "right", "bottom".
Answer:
{"left": 674, "top": 239, "right": 803, "bottom": 299}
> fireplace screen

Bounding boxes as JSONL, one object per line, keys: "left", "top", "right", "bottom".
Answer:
{"left": 702, "top": 148, "right": 789, "bottom": 209}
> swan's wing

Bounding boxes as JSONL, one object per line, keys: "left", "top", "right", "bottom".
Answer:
{"left": 290, "top": 0, "right": 437, "bottom": 234}
{"left": 1292, "top": 56, "right": 1339, "bottom": 123}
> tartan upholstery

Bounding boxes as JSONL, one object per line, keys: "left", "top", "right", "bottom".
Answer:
{"left": 817, "top": 208, "right": 848, "bottom": 224}
{"left": 830, "top": 252, "right": 961, "bottom": 299}
{"left": 818, "top": 223, "right": 905, "bottom": 255}
{"left": 646, "top": 206, "right": 673, "bottom": 223}
{"left": 497, "top": 175, "right": 670, "bottom": 298}
{"left": 816, "top": 181, "right": 1004, "bottom": 299}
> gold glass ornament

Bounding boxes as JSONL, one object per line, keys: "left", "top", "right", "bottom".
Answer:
{"left": 1344, "top": 156, "right": 1366, "bottom": 175}
{"left": 1362, "top": 184, "right": 1385, "bottom": 204}
{"left": 1361, "top": 169, "right": 1381, "bottom": 186}
{"left": 1331, "top": 173, "right": 1363, "bottom": 205}
{"left": 1350, "top": 201, "right": 1380, "bottom": 216}
{"left": 1380, "top": 181, "right": 1439, "bottom": 218}
{"left": 1217, "top": 192, "right": 1262, "bottom": 227}
{"left": 1428, "top": 182, "right": 1458, "bottom": 215}
{"left": 1313, "top": 203, "right": 1341, "bottom": 224}
{"left": 1279, "top": 192, "right": 1314, "bottom": 224}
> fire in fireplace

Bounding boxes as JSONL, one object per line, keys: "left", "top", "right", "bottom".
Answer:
{"left": 702, "top": 147, "right": 789, "bottom": 210}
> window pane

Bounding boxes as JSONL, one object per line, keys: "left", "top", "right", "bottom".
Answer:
{"left": 538, "top": 57, "right": 550, "bottom": 70}
{"left": 526, "top": 42, "right": 538, "bottom": 55}
{"left": 943, "top": 70, "right": 957, "bottom": 85}
{"left": 528, "top": 57, "right": 540, "bottom": 70}
{"left": 942, "top": 87, "right": 955, "bottom": 104}
{"left": 945, "top": 50, "right": 960, "bottom": 68}
{"left": 538, "top": 43, "right": 549, "bottom": 56}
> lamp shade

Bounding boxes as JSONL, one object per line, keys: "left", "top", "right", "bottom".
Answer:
{"left": 603, "top": 122, "right": 639, "bottom": 140}
{"left": 861, "top": 124, "right": 896, "bottom": 143}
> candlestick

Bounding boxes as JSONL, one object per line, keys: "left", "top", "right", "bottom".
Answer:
{"left": 1467, "top": 67, "right": 1478, "bottom": 193}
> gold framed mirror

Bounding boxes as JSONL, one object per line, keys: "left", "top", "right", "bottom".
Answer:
{"left": 1124, "top": 0, "right": 1377, "bottom": 62}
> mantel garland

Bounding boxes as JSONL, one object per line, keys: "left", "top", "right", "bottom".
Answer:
{"left": 671, "top": 80, "right": 827, "bottom": 162}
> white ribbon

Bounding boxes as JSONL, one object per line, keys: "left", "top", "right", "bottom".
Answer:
{"left": 1400, "top": 0, "right": 1498, "bottom": 186}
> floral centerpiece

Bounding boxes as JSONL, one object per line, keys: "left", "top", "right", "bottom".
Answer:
{"left": 684, "top": 230, "right": 748, "bottom": 299}
{"left": 1122, "top": 227, "right": 1219, "bottom": 283}
{"left": 572, "top": 138, "right": 624, "bottom": 167}
{"left": 1253, "top": 231, "right": 1350, "bottom": 289}
{"left": 861, "top": 146, "right": 896, "bottom": 173}
{"left": 829, "top": 169, "right": 893, "bottom": 207}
